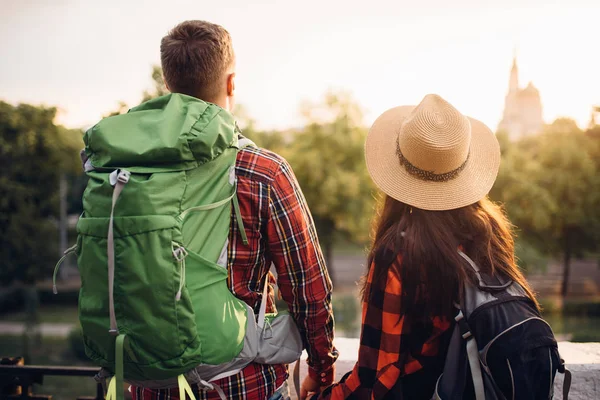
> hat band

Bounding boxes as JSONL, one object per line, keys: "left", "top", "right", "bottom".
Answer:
{"left": 396, "top": 140, "right": 470, "bottom": 182}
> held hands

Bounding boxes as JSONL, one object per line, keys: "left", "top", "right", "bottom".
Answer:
{"left": 300, "top": 374, "right": 321, "bottom": 399}
{"left": 300, "top": 364, "right": 335, "bottom": 400}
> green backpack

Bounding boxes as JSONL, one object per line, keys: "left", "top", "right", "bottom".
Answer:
{"left": 53, "top": 94, "right": 303, "bottom": 400}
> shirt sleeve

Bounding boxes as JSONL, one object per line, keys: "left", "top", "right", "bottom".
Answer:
{"left": 266, "top": 158, "right": 338, "bottom": 384}
{"left": 319, "top": 260, "right": 448, "bottom": 399}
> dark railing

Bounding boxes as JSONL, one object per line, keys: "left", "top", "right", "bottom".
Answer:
{"left": 0, "top": 358, "right": 103, "bottom": 400}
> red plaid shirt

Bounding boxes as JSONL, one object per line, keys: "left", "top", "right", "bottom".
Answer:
{"left": 317, "top": 257, "right": 452, "bottom": 399}
{"left": 132, "top": 143, "right": 337, "bottom": 400}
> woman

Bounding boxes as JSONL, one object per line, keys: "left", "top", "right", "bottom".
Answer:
{"left": 308, "top": 94, "right": 550, "bottom": 399}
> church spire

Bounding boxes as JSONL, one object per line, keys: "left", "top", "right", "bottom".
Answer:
{"left": 509, "top": 53, "right": 519, "bottom": 93}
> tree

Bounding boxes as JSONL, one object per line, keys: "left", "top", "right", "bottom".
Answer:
{"left": 141, "top": 65, "right": 169, "bottom": 102}
{"left": 284, "top": 91, "right": 376, "bottom": 282}
{"left": 0, "top": 102, "right": 83, "bottom": 284}
{"left": 233, "top": 104, "right": 289, "bottom": 154}
{"left": 491, "top": 119, "right": 600, "bottom": 297}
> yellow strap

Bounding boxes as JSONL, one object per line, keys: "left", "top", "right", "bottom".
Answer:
{"left": 106, "top": 376, "right": 117, "bottom": 400}
{"left": 178, "top": 374, "right": 197, "bottom": 400}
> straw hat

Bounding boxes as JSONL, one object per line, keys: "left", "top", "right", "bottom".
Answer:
{"left": 365, "top": 94, "right": 500, "bottom": 211}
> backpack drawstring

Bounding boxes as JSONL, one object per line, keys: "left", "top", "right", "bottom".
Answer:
{"left": 52, "top": 243, "right": 78, "bottom": 294}
{"left": 172, "top": 243, "right": 188, "bottom": 301}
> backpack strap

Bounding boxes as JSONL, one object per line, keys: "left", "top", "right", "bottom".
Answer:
{"left": 238, "top": 137, "right": 256, "bottom": 149}
{"left": 197, "top": 379, "right": 227, "bottom": 400}
{"left": 178, "top": 375, "right": 197, "bottom": 399}
{"left": 558, "top": 359, "right": 571, "bottom": 400}
{"left": 107, "top": 169, "right": 131, "bottom": 335}
{"left": 458, "top": 250, "right": 512, "bottom": 290}
{"left": 257, "top": 274, "right": 270, "bottom": 330}
{"left": 232, "top": 189, "right": 249, "bottom": 246}
{"left": 455, "top": 310, "right": 486, "bottom": 400}
{"left": 230, "top": 135, "right": 254, "bottom": 246}
{"left": 105, "top": 334, "right": 126, "bottom": 400}
{"left": 106, "top": 375, "right": 117, "bottom": 400}
{"left": 293, "top": 360, "right": 301, "bottom": 399}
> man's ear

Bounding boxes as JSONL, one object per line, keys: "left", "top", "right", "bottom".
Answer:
{"left": 227, "top": 73, "right": 236, "bottom": 97}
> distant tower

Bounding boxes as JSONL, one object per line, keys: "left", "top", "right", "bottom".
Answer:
{"left": 589, "top": 106, "right": 600, "bottom": 129}
{"left": 509, "top": 56, "right": 519, "bottom": 94}
{"left": 497, "top": 56, "right": 544, "bottom": 140}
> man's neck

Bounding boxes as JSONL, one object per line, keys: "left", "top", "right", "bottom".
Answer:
{"left": 207, "top": 96, "right": 229, "bottom": 111}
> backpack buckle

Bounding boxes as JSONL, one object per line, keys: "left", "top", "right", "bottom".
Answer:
{"left": 172, "top": 246, "right": 188, "bottom": 262}
{"left": 109, "top": 169, "right": 131, "bottom": 186}
{"left": 455, "top": 310, "right": 473, "bottom": 340}
{"left": 117, "top": 170, "right": 130, "bottom": 184}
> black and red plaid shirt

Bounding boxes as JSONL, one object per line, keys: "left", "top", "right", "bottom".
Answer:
{"left": 318, "top": 256, "right": 453, "bottom": 399}
{"left": 132, "top": 143, "right": 338, "bottom": 400}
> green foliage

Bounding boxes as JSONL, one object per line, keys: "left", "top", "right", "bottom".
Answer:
{"left": 332, "top": 293, "right": 361, "bottom": 337}
{"left": 236, "top": 93, "right": 376, "bottom": 279}
{"left": 562, "top": 299, "right": 600, "bottom": 317}
{"left": 0, "top": 102, "right": 82, "bottom": 284}
{"left": 291, "top": 91, "right": 375, "bottom": 241}
{"left": 570, "top": 330, "right": 600, "bottom": 342}
{"left": 106, "top": 66, "right": 600, "bottom": 294}
{"left": 543, "top": 314, "right": 600, "bottom": 342}
{"left": 233, "top": 104, "right": 288, "bottom": 153}
{"left": 284, "top": 92, "right": 376, "bottom": 276}
{"left": 141, "top": 65, "right": 169, "bottom": 102}
{"left": 514, "top": 238, "right": 549, "bottom": 272}
{"left": 491, "top": 118, "right": 600, "bottom": 295}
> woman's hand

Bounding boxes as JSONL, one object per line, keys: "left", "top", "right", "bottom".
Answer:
{"left": 300, "top": 375, "right": 321, "bottom": 399}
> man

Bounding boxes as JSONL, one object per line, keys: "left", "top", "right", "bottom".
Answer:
{"left": 131, "top": 20, "right": 337, "bottom": 400}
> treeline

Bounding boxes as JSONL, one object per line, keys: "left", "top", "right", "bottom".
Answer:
{"left": 1, "top": 67, "right": 598, "bottom": 298}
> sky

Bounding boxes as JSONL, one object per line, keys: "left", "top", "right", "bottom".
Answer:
{"left": 1, "top": 0, "right": 598, "bottom": 131}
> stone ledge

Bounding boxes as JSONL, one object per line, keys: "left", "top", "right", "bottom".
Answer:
{"left": 288, "top": 341, "right": 600, "bottom": 400}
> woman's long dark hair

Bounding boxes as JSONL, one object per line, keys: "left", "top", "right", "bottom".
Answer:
{"left": 365, "top": 195, "right": 539, "bottom": 319}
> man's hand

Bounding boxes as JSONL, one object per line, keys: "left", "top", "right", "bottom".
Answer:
{"left": 300, "top": 375, "right": 321, "bottom": 399}
{"left": 300, "top": 364, "right": 336, "bottom": 400}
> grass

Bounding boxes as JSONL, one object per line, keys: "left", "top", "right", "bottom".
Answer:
{"left": 0, "top": 334, "right": 98, "bottom": 399}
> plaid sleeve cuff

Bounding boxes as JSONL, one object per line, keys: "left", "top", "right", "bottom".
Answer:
{"left": 308, "top": 364, "right": 335, "bottom": 386}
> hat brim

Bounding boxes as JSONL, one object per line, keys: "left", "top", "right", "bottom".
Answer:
{"left": 365, "top": 105, "right": 500, "bottom": 211}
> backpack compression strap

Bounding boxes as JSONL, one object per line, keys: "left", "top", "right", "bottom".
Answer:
{"left": 105, "top": 169, "right": 130, "bottom": 400}
{"left": 107, "top": 169, "right": 131, "bottom": 335}
{"left": 176, "top": 183, "right": 248, "bottom": 246}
